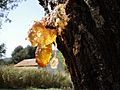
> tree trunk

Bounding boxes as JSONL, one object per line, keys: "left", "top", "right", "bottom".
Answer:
{"left": 56, "top": 0, "right": 120, "bottom": 90}
{"left": 38, "top": 0, "right": 120, "bottom": 89}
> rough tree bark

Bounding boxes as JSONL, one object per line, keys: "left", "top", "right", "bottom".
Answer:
{"left": 38, "top": 0, "right": 120, "bottom": 90}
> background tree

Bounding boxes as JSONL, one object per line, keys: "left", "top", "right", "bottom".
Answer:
{"left": 0, "top": 0, "right": 26, "bottom": 28}
{"left": 0, "top": 43, "right": 6, "bottom": 59}
{"left": 11, "top": 45, "right": 24, "bottom": 63}
{"left": 11, "top": 45, "right": 36, "bottom": 63}
{"left": 24, "top": 45, "right": 36, "bottom": 59}
{"left": 38, "top": 0, "right": 120, "bottom": 90}
{"left": 56, "top": 50, "right": 67, "bottom": 71}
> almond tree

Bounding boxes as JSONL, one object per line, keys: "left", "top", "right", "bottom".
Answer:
{"left": 36, "top": 0, "right": 120, "bottom": 90}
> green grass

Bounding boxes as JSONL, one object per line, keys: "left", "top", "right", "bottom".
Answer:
{"left": 0, "top": 88, "right": 61, "bottom": 90}
{"left": 0, "top": 65, "right": 72, "bottom": 89}
{"left": 0, "top": 87, "right": 73, "bottom": 90}
{"left": 25, "top": 87, "right": 61, "bottom": 90}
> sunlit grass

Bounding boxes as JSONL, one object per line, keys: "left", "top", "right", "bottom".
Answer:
{"left": 0, "top": 65, "right": 72, "bottom": 89}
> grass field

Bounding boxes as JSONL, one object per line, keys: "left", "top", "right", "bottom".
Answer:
{"left": 0, "top": 88, "right": 61, "bottom": 90}
{"left": 0, "top": 65, "right": 72, "bottom": 90}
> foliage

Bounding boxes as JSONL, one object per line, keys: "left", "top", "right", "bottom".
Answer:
{"left": 11, "top": 45, "right": 36, "bottom": 63}
{"left": 56, "top": 51, "right": 67, "bottom": 71}
{"left": 0, "top": 43, "right": 6, "bottom": 58}
{"left": 27, "top": 21, "right": 57, "bottom": 67}
{"left": 0, "top": 65, "right": 72, "bottom": 89}
{"left": 36, "top": 44, "right": 52, "bottom": 67}
{"left": 27, "top": 1, "right": 69, "bottom": 67}
{"left": 0, "top": 59, "right": 13, "bottom": 65}
{"left": 0, "top": 0, "right": 26, "bottom": 28}
{"left": 0, "top": 0, "right": 24, "bottom": 9}
{"left": 24, "top": 45, "right": 36, "bottom": 59}
{"left": 11, "top": 45, "right": 24, "bottom": 63}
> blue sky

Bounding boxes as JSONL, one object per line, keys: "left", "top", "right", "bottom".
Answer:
{"left": 0, "top": 0, "right": 44, "bottom": 57}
